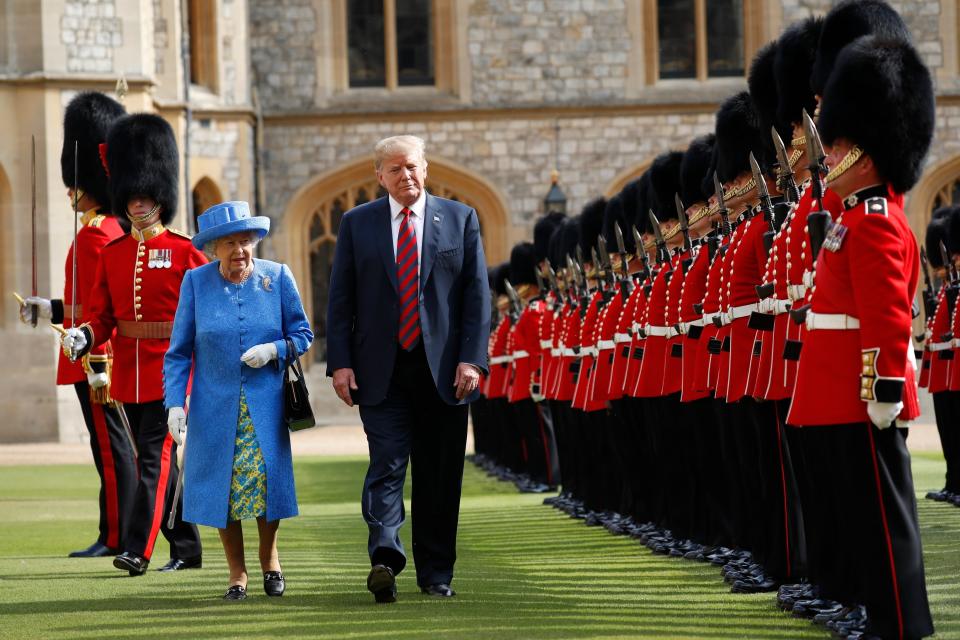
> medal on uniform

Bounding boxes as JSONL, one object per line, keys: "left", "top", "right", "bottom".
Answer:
{"left": 822, "top": 220, "right": 848, "bottom": 253}
{"left": 148, "top": 249, "right": 158, "bottom": 269}
{"left": 162, "top": 249, "right": 172, "bottom": 269}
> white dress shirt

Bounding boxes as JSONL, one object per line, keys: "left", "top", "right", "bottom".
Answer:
{"left": 389, "top": 192, "right": 425, "bottom": 273}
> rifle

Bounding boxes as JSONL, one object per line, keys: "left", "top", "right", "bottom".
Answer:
{"left": 803, "top": 110, "right": 831, "bottom": 262}
{"left": 596, "top": 235, "right": 616, "bottom": 290}
{"left": 648, "top": 209, "right": 670, "bottom": 266}
{"left": 613, "top": 222, "right": 634, "bottom": 299}
{"left": 713, "top": 172, "right": 732, "bottom": 238}
{"left": 674, "top": 194, "right": 692, "bottom": 254}
{"left": 772, "top": 126, "right": 800, "bottom": 204}
{"left": 504, "top": 279, "right": 522, "bottom": 321}
{"left": 920, "top": 246, "right": 937, "bottom": 322}
{"left": 750, "top": 152, "right": 776, "bottom": 253}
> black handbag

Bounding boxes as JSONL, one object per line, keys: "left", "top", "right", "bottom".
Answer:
{"left": 283, "top": 338, "right": 316, "bottom": 432}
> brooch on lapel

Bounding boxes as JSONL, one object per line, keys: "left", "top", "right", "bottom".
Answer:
{"left": 261, "top": 275, "right": 273, "bottom": 292}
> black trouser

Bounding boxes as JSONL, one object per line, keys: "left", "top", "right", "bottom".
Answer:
{"left": 359, "top": 344, "right": 468, "bottom": 587}
{"left": 714, "top": 399, "right": 747, "bottom": 549}
{"left": 684, "top": 397, "right": 717, "bottom": 545}
{"left": 73, "top": 382, "right": 137, "bottom": 550}
{"left": 932, "top": 391, "right": 960, "bottom": 494}
{"left": 469, "top": 398, "right": 490, "bottom": 458}
{"left": 121, "top": 400, "right": 201, "bottom": 561}
{"left": 549, "top": 400, "right": 577, "bottom": 498}
{"left": 802, "top": 423, "right": 934, "bottom": 640}
{"left": 510, "top": 398, "right": 554, "bottom": 484}
{"left": 623, "top": 396, "right": 653, "bottom": 524}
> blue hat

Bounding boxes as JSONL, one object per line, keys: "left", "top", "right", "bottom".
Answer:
{"left": 192, "top": 201, "right": 270, "bottom": 250}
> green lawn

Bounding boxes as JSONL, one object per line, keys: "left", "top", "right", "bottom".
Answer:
{"left": 0, "top": 452, "right": 958, "bottom": 639}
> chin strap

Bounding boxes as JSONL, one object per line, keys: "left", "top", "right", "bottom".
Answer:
{"left": 825, "top": 145, "right": 864, "bottom": 184}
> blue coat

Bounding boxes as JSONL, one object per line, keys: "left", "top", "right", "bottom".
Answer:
{"left": 326, "top": 193, "right": 491, "bottom": 406}
{"left": 164, "top": 259, "right": 313, "bottom": 528}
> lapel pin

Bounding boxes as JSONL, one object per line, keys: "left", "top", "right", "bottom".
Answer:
{"left": 433, "top": 215, "right": 441, "bottom": 223}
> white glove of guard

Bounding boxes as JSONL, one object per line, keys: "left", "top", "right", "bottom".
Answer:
{"left": 241, "top": 342, "right": 278, "bottom": 369}
{"left": 19, "top": 296, "right": 52, "bottom": 323}
{"left": 167, "top": 407, "right": 186, "bottom": 446}
{"left": 61, "top": 327, "right": 88, "bottom": 362}
{"left": 867, "top": 400, "right": 903, "bottom": 430}
{"left": 86, "top": 371, "right": 108, "bottom": 389}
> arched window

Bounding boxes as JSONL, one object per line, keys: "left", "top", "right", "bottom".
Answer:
{"left": 191, "top": 176, "right": 224, "bottom": 228}
{"left": 277, "top": 157, "right": 509, "bottom": 363}
{"left": 932, "top": 178, "right": 960, "bottom": 212}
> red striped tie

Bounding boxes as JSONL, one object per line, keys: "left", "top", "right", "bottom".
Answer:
{"left": 397, "top": 207, "right": 421, "bottom": 350}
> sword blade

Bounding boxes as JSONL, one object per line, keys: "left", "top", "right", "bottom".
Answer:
{"left": 71, "top": 140, "right": 79, "bottom": 329}
{"left": 30, "top": 136, "right": 37, "bottom": 326}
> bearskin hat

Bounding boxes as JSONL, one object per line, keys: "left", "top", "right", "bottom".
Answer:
{"left": 509, "top": 241, "right": 538, "bottom": 286}
{"left": 490, "top": 262, "right": 510, "bottom": 296}
{"left": 926, "top": 212, "right": 950, "bottom": 267}
{"left": 714, "top": 92, "right": 766, "bottom": 184}
{"left": 775, "top": 17, "right": 822, "bottom": 133}
{"left": 818, "top": 36, "right": 934, "bottom": 194}
{"left": 578, "top": 197, "right": 607, "bottom": 257}
{"left": 617, "top": 176, "right": 646, "bottom": 238}
{"left": 602, "top": 192, "right": 636, "bottom": 254}
{"left": 681, "top": 134, "right": 715, "bottom": 207}
{"left": 61, "top": 92, "right": 126, "bottom": 210}
{"left": 106, "top": 113, "right": 179, "bottom": 224}
{"left": 810, "top": 0, "right": 909, "bottom": 96}
{"left": 533, "top": 212, "right": 566, "bottom": 263}
{"left": 700, "top": 146, "right": 719, "bottom": 203}
{"left": 648, "top": 151, "right": 684, "bottom": 221}
{"left": 548, "top": 215, "right": 581, "bottom": 269}
{"left": 748, "top": 41, "right": 783, "bottom": 149}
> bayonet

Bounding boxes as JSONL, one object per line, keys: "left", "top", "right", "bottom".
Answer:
{"left": 772, "top": 126, "right": 800, "bottom": 204}
{"left": 534, "top": 264, "right": 546, "bottom": 295}
{"left": 940, "top": 240, "right": 956, "bottom": 285}
{"left": 803, "top": 110, "right": 830, "bottom": 261}
{"left": 920, "top": 246, "right": 936, "bottom": 321}
{"left": 505, "top": 279, "right": 522, "bottom": 319}
{"left": 713, "top": 172, "right": 731, "bottom": 237}
{"left": 614, "top": 222, "right": 628, "bottom": 276}
{"left": 751, "top": 152, "right": 777, "bottom": 253}
{"left": 597, "top": 235, "right": 616, "bottom": 290}
{"left": 648, "top": 209, "right": 669, "bottom": 265}
{"left": 675, "top": 193, "right": 692, "bottom": 253}
{"left": 632, "top": 225, "right": 652, "bottom": 282}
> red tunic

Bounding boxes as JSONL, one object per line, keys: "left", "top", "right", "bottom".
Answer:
{"left": 507, "top": 299, "right": 546, "bottom": 403}
{"left": 944, "top": 288, "right": 960, "bottom": 392}
{"left": 84, "top": 225, "right": 206, "bottom": 404}
{"left": 789, "top": 190, "right": 920, "bottom": 426}
{"left": 714, "top": 219, "right": 749, "bottom": 399}
{"left": 544, "top": 303, "right": 567, "bottom": 400}
{"left": 484, "top": 315, "right": 512, "bottom": 399}
{"left": 679, "top": 243, "right": 711, "bottom": 402}
{"left": 588, "top": 289, "right": 624, "bottom": 407}
{"left": 916, "top": 287, "right": 938, "bottom": 389}
{"left": 56, "top": 210, "right": 125, "bottom": 385}
{"left": 609, "top": 280, "right": 643, "bottom": 400}
{"left": 532, "top": 294, "right": 556, "bottom": 400}
{"left": 623, "top": 277, "right": 652, "bottom": 397}
{"left": 572, "top": 290, "right": 604, "bottom": 411}
{"left": 632, "top": 257, "right": 676, "bottom": 398}
{"left": 725, "top": 214, "right": 768, "bottom": 403}
{"left": 555, "top": 303, "right": 582, "bottom": 402}
{"left": 662, "top": 248, "right": 692, "bottom": 396}
{"left": 927, "top": 285, "right": 953, "bottom": 393}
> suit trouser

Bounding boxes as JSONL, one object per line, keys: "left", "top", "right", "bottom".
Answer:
{"left": 359, "top": 344, "right": 468, "bottom": 587}
{"left": 802, "top": 423, "right": 933, "bottom": 640}
{"left": 73, "top": 382, "right": 137, "bottom": 550}
{"left": 932, "top": 391, "right": 960, "bottom": 494}
{"left": 121, "top": 400, "right": 201, "bottom": 561}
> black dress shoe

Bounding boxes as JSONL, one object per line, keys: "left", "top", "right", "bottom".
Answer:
{"left": 421, "top": 583, "right": 456, "bottom": 597}
{"left": 223, "top": 585, "right": 247, "bottom": 601}
{"left": 367, "top": 564, "right": 397, "bottom": 603}
{"left": 69, "top": 542, "right": 118, "bottom": 558}
{"left": 158, "top": 555, "right": 202, "bottom": 572}
{"left": 113, "top": 552, "right": 149, "bottom": 576}
{"left": 263, "top": 571, "right": 285, "bottom": 596}
{"left": 731, "top": 575, "right": 779, "bottom": 593}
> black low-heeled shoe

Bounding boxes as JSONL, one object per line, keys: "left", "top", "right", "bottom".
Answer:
{"left": 223, "top": 585, "right": 247, "bottom": 601}
{"left": 263, "top": 571, "right": 285, "bottom": 597}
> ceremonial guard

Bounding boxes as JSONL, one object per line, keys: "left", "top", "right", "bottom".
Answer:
{"left": 788, "top": 35, "right": 935, "bottom": 640}
{"left": 18, "top": 92, "right": 136, "bottom": 558}
{"left": 62, "top": 113, "right": 205, "bottom": 575}
{"left": 938, "top": 211, "right": 960, "bottom": 504}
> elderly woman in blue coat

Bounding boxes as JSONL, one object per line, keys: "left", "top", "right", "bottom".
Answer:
{"left": 164, "top": 201, "right": 312, "bottom": 601}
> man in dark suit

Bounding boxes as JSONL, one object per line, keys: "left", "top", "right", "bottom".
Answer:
{"left": 326, "top": 135, "right": 491, "bottom": 603}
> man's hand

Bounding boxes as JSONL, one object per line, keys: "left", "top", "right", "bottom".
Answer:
{"left": 867, "top": 400, "right": 903, "bottom": 430}
{"left": 167, "top": 407, "right": 186, "bottom": 446}
{"left": 61, "top": 328, "right": 88, "bottom": 362}
{"left": 87, "top": 371, "right": 108, "bottom": 389}
{"left": 454, "top": 363, "right": 481, "bottom": 401}
{"left": 19, "top": 296, "right": 52, "bottom": 324}
{"left": 241, "top": 343, "right": 278, "bottom": 368}
{"left": 332, "top": 368, "right": 358, "bottom": 407}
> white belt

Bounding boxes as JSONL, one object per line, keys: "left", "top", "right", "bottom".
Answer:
{"left": 787, "top": 284, "right": 807, "bottom": 301}
{"left": 729, "top": 303, "right": 758, "bottom": 321}
{"left": 632, "top": 321, "right": 642, "bottom": 334}
{"left": 597, "top": 340, "right": 615, "bottom": 349}
{"left": 513, "top": 350, "right": 530, "bottom": 359}
{"left": 954, "top": 338, "right": 960, "bottom": 348}
{"left": 702, "top": 311, "right": 723, "bottom": 325}
{"left": 802, "top": 271, "right": 814, "bottom": 288}
{"left": 929, "top": 341, "right": 953, "bottom": 352}
{"left": 550, "top": 348, "right": 561, "bottom": 356}
{"left": 679, "top": 318, "right": 705, "bottom": 334}
{"left": 772, "top": 298, "right": 792, "bottom": 315}
{"left": 489, "top": 355, "right": 510, "bottom": 365}
{"left": 645, "top": 325, "right": 671, "bottom": 337}
{"left": 614, "top": 333, "right": 632, "bottom": 343}
{"left": 805, "top": 311, "right": 860, "bottom": 330}
{"left": 580, "top": 347, "right": 597, "bottom": 357}
{"left": 563, "top": 348, "right": 577, "bottom": 357}
{"left": 539, "top": 339, "right": 553, "bottom": 349}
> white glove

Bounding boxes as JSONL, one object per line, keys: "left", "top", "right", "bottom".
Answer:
{"left": 61, "top": 327, "right": 88, "bottom": 362}
{"left": 167, "top": 407, "right": 186, "bottom": 446}
{"left": 867, "top": 401, "right": 903, "bottom": 430}
{"left": 241, "top": 342, "right": 278, "bottom": 369}
{"left": 19, "top": 296, "right": 52, "bottom": 323}
{"left": 86, "top": 371, "right": 108, "bottom": 389}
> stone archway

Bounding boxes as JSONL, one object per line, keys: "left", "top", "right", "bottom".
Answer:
{"left": 277, "top": 155, "right": 510, "bottom": 362}
{"left": 906, "top": 154, "right": 960, "bottom": 245}
{"left": 604, "top": 160, "right": 653, "bottom": 198}
{"left": 191, "top": 175, "right": 225, "bottom": 226}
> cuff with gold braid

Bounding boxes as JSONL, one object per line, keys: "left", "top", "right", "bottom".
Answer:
{"left": 860, "top": 348, "right": 905, "bottom": 403}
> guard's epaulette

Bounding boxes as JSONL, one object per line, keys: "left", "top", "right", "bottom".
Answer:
{"left": 88, "top": 214, "right": 106, "bottom": 229}
{"left": 865, "top": 197, "right": 888, "bottom": 216}
{"left": 104, "top": 234, "right": 129, "bottom": 248}
{"left": 166, "top": 228, "right": 194, "bottom": 241}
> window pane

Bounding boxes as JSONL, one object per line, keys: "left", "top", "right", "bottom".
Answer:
{"left": 348, "top": 0, "right": 386, "bottom": 87}
{"left": 707, "top": 0, "right": 744, "bottom": 77}
{"left": 396, "top": 0, "right": 434, "bottom": 86}
{"left": 658, "top": 0, "right": 696, "bottom": 79}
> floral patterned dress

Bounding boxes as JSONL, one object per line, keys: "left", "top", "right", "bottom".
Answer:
{"left": 228, "top": 388, "right": 267, "bottom": 521}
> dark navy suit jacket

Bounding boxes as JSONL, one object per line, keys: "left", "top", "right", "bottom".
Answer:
{"left": 326, "top": 193, "right": 491, "bottom": 406}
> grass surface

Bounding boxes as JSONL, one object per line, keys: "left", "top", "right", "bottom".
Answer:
{"left": 1, "top": 451, "right": 958, "bottom": 639}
